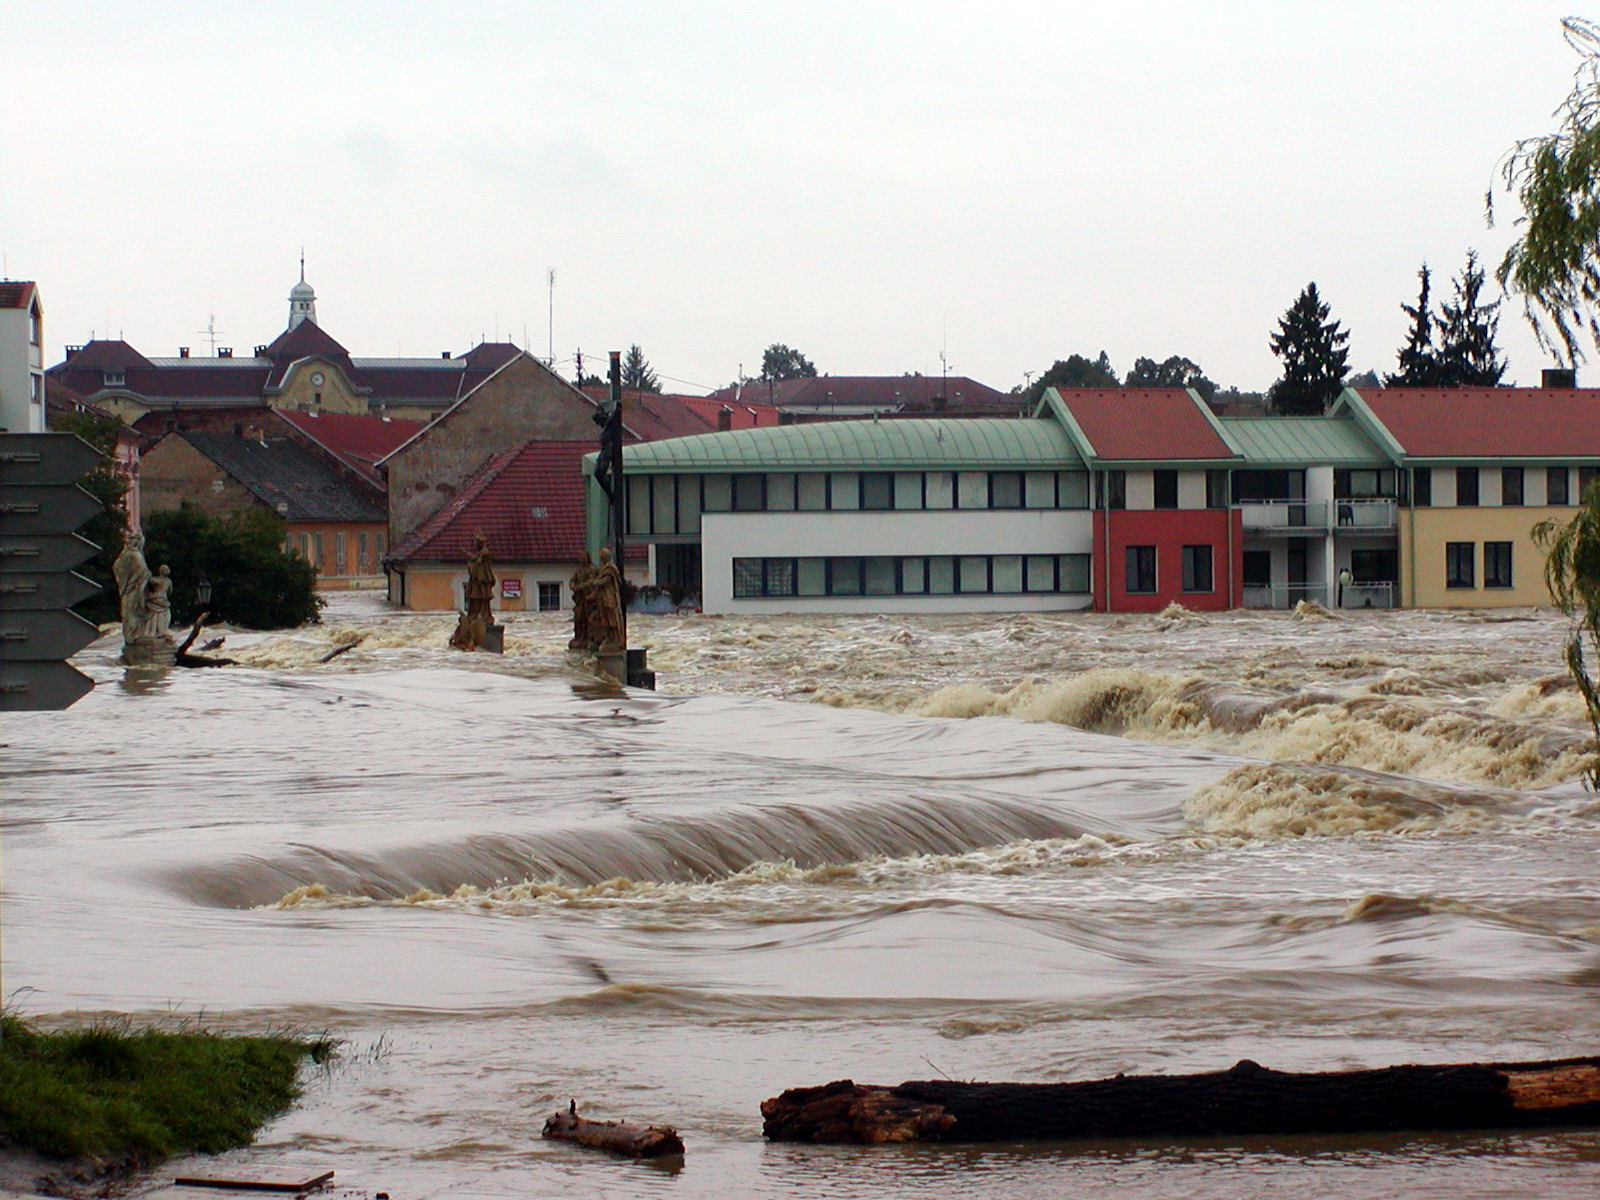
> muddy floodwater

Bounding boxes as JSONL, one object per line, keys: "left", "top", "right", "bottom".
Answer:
{"left": 8, "top": 595, "right": 1600, "bottom": 1198}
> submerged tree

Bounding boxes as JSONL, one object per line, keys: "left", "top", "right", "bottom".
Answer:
{"left": 1534, "top": 487, "right": 1600, "bottom": 786}
{"left": 1268, "top": 283, "right": 1350, "bottom": 414}
{"left": 1435, "top": 251, "right": 1507, "bottom": 386}
{"left": 620, "top": 344, "right": 661, "bottom": 393}
{"left": 1493, "top": 17, "right": 1600, "bottom": 365}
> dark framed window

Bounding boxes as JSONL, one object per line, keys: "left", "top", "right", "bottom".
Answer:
{"left": 1100, "top": 470, "right": 1126, "bottom": 510}
{"left": 1456, "top": 467, "right": 1479, "bottom": 507}
{"left": 1412, "top": 469, "right": 1432, "bottom": 507}
{"left": 1484, "top": 542, "right": 1513, "bottom": 589}
{"left": 1549, "top": 466, "right": 1571, "bottom": 506}
{"left": 828, "top": 558, "right": 863, "bottom": 595}
{"left": 1446, "top": 542, "right": 1475, "bottom": 589}
{"left": 1126, "top": 545, "right": 1157, "bottom": 594}
{"left": 733, "top": 558, "right": 763, "bottom": 597}
{"left": 1242, "top": 550, "right": 1271, "bottom": 587}
{"left": 732, "top": 474, "right": 765, "bottom": 512}
{"left": 860, "top": 472, "right": 894, "bottom": 510}
{"left": 1181, "top": 545, "right": 1214, "bottom": 593}
{"left": 1501, "top": 467, "right": 1524, "bottom": 507}
{"left": 1206, "top": 469, "right": 1229, "bottom": 509}
{"left": 538, "top": 582, "right": 562, "bottom": 611}
{"left": 989, "top": 472, "right": 1024, "bottom": 509}
{"left": 1350, "top": 548, "right": 1397, "bottom": 583}
{"left": 1153, "top": 470, "right": 1179, "bottom": 510}
{"left": 1582, "top": 467, "right": 1600, "bottom": 502}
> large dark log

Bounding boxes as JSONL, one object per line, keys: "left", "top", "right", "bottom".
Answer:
{"left": 543, "top": 1101, "right": 684, "bottom": 1158}
{"left": 761, "top": 1056, "right": 1600, "bottom": 1144}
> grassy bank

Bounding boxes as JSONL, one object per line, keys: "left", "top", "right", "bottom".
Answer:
{"left": 0, "top": 1013, "right": 330, "bottom": 1166}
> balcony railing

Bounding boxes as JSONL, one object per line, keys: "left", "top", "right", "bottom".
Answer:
{"left": 1333, "top": 499, "right": 1398, "bottom": 531}
{"left": 1238, "top": 500, "right": 1327, "bottom": 532}
{"left": 1242, "top": 581, "right": 1399, "bottom": 610}
{"left": 1337, "top": 580, "right": 1398, "bottom": 609}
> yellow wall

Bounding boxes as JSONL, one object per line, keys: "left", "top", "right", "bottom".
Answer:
{"left": 1402, "top": 506, "right": 1560, "bottom": 608}
{"left": 274, "top": 358, "right": 366, "bottom": 415}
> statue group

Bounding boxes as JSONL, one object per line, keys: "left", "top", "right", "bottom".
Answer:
{"left": 449, "top": 532, "right": 500, "bottom": 651}
{"left": 569, "top": 547, "right": 626, "bottom": 654}
{"left": 113, "top": 533, "right": 177, "bottom": 665}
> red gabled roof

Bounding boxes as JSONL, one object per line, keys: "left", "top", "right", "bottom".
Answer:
{"left": 1352, "top": 388, "right": 1600, "bottom": 458}
{"left": 709, "top": 374, "right": 1010, "bottom": 411}
{"left": 674, "top": 394, "right": 782, "bottom": 429}
{"left": 388, "top": 440, "right": 595, "bottom": 565}
{"left": 576, "top": 388, "right": 717, "bottom": 441}
{"left": 0, "top": 281, "right": 37, "bottom": 309}
{"left": 273, "top": 410, "right": 426, "bottom": 487}
{"left": 1054, "top": 388, "right": 1235, "bottom": 461}
{"left": 261, "top": 319, "right": 350, "bottom": 361}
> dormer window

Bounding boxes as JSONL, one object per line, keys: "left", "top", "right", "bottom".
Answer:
{"left": 103, "top": 369, "right": 126, "bottom": 387}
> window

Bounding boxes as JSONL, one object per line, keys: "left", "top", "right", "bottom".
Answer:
{"left": 653, "top": 475, "right": 678, "bottom": 531}
{"left": 730, "top": 554, "right": 1095, "bottom": 599}
{"left": 766, "top": 473, "right": 796, "bottom": 511}
{"left": 925, "top": 472, "right": 955, "bottom": 509}
{"left": 358, "top": 531, "right": 370, "bottom": 573}
{"left": 538, "top": 582, "right": 562, "bottom": 611}
{"left": 796, "top": 473, "right": 828, "bottom": 510}
{"left": 1100, "top": 470, "right": 1126, "bottom": 510}
{"left": 861, "top": 473, "right": 894, "bottom": 510}
{"left": 829, "top": 559, "right": 862, "bottom": 595}
{"left": 1181, "top": 545, "right": 1213, "bottom": 593}
{"left": 703, "top": 475, "right": 732, "bottom": 512}
{"left": 103, "top": 369, "right": 126, "bottom": 387}
{"left": 797, "top": 558, "right": 826, "bottom": 595}
{"left": 893, "top": 473, "right": 923, "bottom": 510}
{"left": 1484, "top": 542, "right": 1513, "bottom": 589}
{"left": 863, "top": 556, "right": 896, "bottom": 595}
{"left": 1060, "top": 553, "right": 1091, "bottom": 592}
{"left": 764, "top": 558, "right": 796, "bottom": 596}
{"left": 1126, "top": 545, "right": 1157, "bottom": 594}
{"left": 1446, "top": 542, "right": 1475, "bottom": 589}
{"left": 1153, "top": 470, "right": 1179, "bottom": 509}
{"left": 956, "top": 472, "right": 988, "bottom": 509}
{"left": 1456, "top": 468, "right": 1479, "bottom": 507}
{"left": 1207, "top": 470, "right": 1229, "bottom": 509}
{"left": 958, "top": 556, "right": 989, "bottom": 593}
{"left": 1412, "top": 469, "right": 1432, "bottom": 507}
{"left": 928, "top": 556, "right": 956, "bottom": 594}
{"left": 989, "top": 472, "right": 1023, "bottom": 509}
{"left": 1549, "top": 466, "right": 1571, "bottom": 506}
{"left": 29, "top": 304, "right": 40, "bottom": 346}
{"left": 1350, "top": 548, "right": 1398, "bottom": 583}
{"left": 733, "top": 558, "right": 763, "bottom": 597}
{"left": 1024, "top": 472, "right": 1056, "bottom": 508}
{"left": 830, "top": 473, "right": 860, "bottom": 510}
{"left": 1242, "top": 550, "right": 1271, "bottom": 588}
{"left": 732, "top": 474, "right": 764, "bottom": 512}
{"left": 991, "top": 555, "right": 1023, "bottom": 593}
{"left": 1024, "top": 555, "right": 1056, "bottom": 592}
{"left": 1502, "top": 467, "right": 1524, "bottom": 507}
{"left": 1058, "top": 471, "right": 1090, "bottom": 508}
{"left": 1582, "top": 467, "right": 1600, "bottom": 502}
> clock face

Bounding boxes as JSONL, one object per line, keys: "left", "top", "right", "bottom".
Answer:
{"left": 310, "top": 371, "right": 325, "bottom": 386}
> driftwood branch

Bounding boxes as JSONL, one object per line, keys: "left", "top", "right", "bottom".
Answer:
{"left": 762, "top": 1056, "right": 1600, "bottom": 1144}
{"left": 317, "top": 636, "right": 364, "bottom": 664}
{"left": 175, "top": 612, "right": 236, "bottom": 668}
{"left": 543, "top": 1100, "right": 684, "bottom": 1158}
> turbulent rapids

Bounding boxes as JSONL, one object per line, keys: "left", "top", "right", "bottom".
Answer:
{"left": 10, "top": 596, "right": 1600, "bottom": 1199}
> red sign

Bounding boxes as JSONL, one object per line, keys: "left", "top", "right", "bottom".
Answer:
{"left": 501, "top": 578, "right": 523, "bottom": 599}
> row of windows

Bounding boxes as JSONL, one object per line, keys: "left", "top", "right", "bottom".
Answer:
{"left": 629, "top": 471, "right": 1093, "bottom": 535}
{"left": 1415, "top": 466, "right": 1599, "bottom": 507}
{"left": 732, "top": 553, "right": 1092, "bottom": 598}
{"left": 292, "top": 529, "right": 387, "bottom": 576}
{"left": 1124, "top": 544, "right": 1214, "bottom": 594}
{"left": 1445, "top": 541, "right": 1514, "bottom": 589}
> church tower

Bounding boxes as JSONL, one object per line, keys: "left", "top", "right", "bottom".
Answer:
{"left": 288, "top": 256, "right": 317, "bottom": 329}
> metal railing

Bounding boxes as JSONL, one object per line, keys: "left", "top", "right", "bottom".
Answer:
{"left": 1337, "top": 581, "right": 1397, "bottom": 609}
{"left": 1238, "top": 500, "right": 1328, "bottom": 531}
{"left": 1332, "top": 499, "right": 1398, "bottom": 531}
{"left": 1242, "top": 581, "right": 1399, "bottom": 610}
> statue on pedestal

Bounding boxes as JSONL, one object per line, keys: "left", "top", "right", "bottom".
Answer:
{"left": 114, "top": 534, "right": 177, "bottom": 665}
{"left": 450, "top": 532, "right": 498, "bottom": 651}
{"left": 572, "top": 546, "right": 626, "bottom": 654}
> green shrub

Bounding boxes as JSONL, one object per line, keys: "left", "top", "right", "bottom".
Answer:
{"left": 144, "top": 503, "right": 323, "bottom": 629}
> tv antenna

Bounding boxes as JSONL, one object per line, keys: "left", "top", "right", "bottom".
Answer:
{"left": 547, "top": 268, "right": 556, "bottom": 366}
{"left": 198, "top": 312, "right": 224, "bottom": 355}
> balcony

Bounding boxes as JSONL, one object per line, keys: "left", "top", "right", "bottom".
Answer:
{"left": 1338, "top": 581, "right": 1398, "bottom": 609}
{"left": 1242, "top": 581, "right": 1399, "bottom": 610}
{"left": 1238, "top": 500, "right": 1327, "bottom": 533}
{"left": 1332, "top": 498, "right": 1398, "bottom": 532}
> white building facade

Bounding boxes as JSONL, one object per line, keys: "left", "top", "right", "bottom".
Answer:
{"left": 0, "top": 281, "right": 45, "bottom": 433}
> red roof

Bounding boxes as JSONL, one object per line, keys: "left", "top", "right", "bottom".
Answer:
{"left": 675, "top": 394, "right": 782, "bottom": 429}
{"left": 261, "top": 319, "right": 350, "bottom": 361}
{"left": 273, "top": 410, "right": 426, "bottom": 487}
{"left": 1353, "top": 388, "right": 1600, "bottom": 458}
{"left": 577, "top": 388, "right": 716, "bottom": 441}
{"left": 388, "top": 440, "right": 597, "bottom": 565}
{"left": 1054, "top": 388, "right": 1235, "bottom": 461}
{"left": 0, "top": 281, "right": 37, "bottom": 309}
{"left": 710, "top": 374, "right": 1009, "bottom": 411}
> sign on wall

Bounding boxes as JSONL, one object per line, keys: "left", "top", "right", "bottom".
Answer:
{"left": 501, "top": 578, "right": 523, "bottom": 599}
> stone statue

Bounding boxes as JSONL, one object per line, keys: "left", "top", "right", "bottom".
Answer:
{"left": 584, "top": 547, "right": 626, "bottom": 654}
{"left": 113, "top": 532, "right": 151, "bottom": 646}
{"left": 568, "top": 552, "right": 597, "bottom": 650}
{"left": 450, "top": 532, "right": 498, "bottom": 651}
{"left": 144, "top": 565, "right": 173, "bottom": 641}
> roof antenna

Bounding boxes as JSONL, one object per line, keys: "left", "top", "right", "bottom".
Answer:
{"left": 299, "top": 247, "right": 306, "bottom": 283}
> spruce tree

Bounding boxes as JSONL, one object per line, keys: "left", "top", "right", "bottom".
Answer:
{"left": 1435, "top": 252, "right": 1506, "bottom": 386}
{"left": 1268, "top": 283, "right": 1350, "bottom": 414}
{"left": 1386, "top": 265, "right": 1443, "bottom": 386}
{"left": 620, "top": 344, "right": 661, "bottom": 393}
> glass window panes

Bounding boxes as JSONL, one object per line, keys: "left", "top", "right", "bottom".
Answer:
{"left": 1502, "top": 467, "right": 1524, "bottom": 507}
{"left": 1025, "top": 555, "right": 1055, "bottom": 591}
{"left": 1549, "top": 467, "right": 1570, "bottom": 506}
{"left": 767, "top": 473, "right": 797, "bottom": 511}
{"left": 1456, "top": 467, "right": 1479, "bottom": 506}
{"left": 831, "top": 473, "right": 860, "bottom": 510}
{"left": 733, "top": 558, "right": 762, "bottom": 597}
{"left": 627, "top": 476, "right": 651, "bottom": 534}
{"left": 1126, "top": 546, "right": 1156, "bottom": 593}
{"left": 1181, "top": 544, "right": 1213, "bottom": 593}
{"left": 797, "top": 558, "right": 826, "bottom": 595}
{"left": 1060, "top": 554, "right": 1090, "bottom": 592}
{"left": 992, "top": 555, "right": 1023, "bottom": 593}
{"left": 797, "top": 473, "right": 828, "bottom": 510}
{"left": 864, "top": 556, "right": 896, "bottom": 594}
{"left": 925, "top": 472, "right": 955, "bottom": 509}
{"left": 928, "top": 556, "right": 956, "bottom": 593}
{"left": 1484, "top": 542, "right": 1513, "bottom": 588}
{"left": 894, "top": 473, "right": 923, "bottom": 510}
{"left": 703, "top": 474, "right": 732, "bottom": 512}
{"left": 958, "top": 556, "right": 988, "bottom": 592}
{"left": 679, "top": 475, "right": 702, "bottom": 533}
{"left": 990, "top": 473, "right": 1023, "bottom": 509}
{"left": 957, "top": 472, "right": 988, "bottom": 509}
{"left": 764, "top": 558, "right": 796, "bottom": 596}
{"left": 1024, "top": 472, "right": 1056, "bottom": 508}
{"left": 900, "top": 557, "right": 926, "bottom": 593}
{"left": 861, "top": 473, "right": 894, "bottom": 510}
{"left": 829, "top": 558, "right": 862, "bottom": 594}
{"left": 651, "top": 475, "right": 677, "bottom": 533}
{"left": 1446, "top": 542, "right": 1475, "bottom": 588}
{"left": 733, "top": 474, "right": 764, "bottom": 511}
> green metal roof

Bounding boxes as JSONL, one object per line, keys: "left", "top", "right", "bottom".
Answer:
{"left": 1219, "top": 416, "right": 1392, "bottom": 466}
{"left": 613, "top": 417, "right": 1084, "bottom": 472}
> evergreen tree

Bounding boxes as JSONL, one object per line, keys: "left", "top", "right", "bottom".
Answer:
{"left": 1435, "top": 251, "right": 1507, "bottom": 386}
{"left": 1386, "top": 265, "right": 1443, "bottom": 386}
{"left": 620, "top": 344, "right": 661, "bottom": 393}
{"left": 1267, "top": 283, "right": 1350, "bottom": 415}
{"left": 759, "top": 343, "right": 817, "bottom": 383}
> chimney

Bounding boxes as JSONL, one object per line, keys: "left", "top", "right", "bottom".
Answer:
{"left": 717, "top": 406, "right": 733, "bottom": 431}
{"left": 218, "top": 347, "right": 233, "bottom": 358}
{"left": 441, "top": 351, "right": 452, "bottom": 359}
{"left": 178, "top": 347, "right": 190, "bottom": 358}
{"left": 1543, "top": 367, "right": 1578, "bottom": 389}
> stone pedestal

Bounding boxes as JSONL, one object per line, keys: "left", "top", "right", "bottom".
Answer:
{"left": 120, "top": 637, "right": 176, "bottom": 667}
{"left": 480, "top": 623, "right": 505, "bottom": 654}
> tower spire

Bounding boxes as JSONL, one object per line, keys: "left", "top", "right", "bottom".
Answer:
{"left": 288, "top": 256, "right": 317, "bottom": 330}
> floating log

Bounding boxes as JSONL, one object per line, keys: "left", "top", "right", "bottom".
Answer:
{"left": 316, "top": 636, "right": 363, "bottom": 664}
{"left": 761, "top": 1056, "right": 1600, "bottom": 1144}
{"left": 174, "top": 612, "right": 236, "bottom": 668}
{"left": 543, "top": 1100, "right": 684, "bottom": 1158}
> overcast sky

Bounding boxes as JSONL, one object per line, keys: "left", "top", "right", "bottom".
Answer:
{"left": 3, "top": 2, "right": 1591, "bottom": 394}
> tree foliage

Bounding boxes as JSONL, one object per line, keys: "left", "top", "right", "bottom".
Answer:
{"left": 1268, "top": 283, "right": 1350, "bottom": 415}
{"left": 1124, "top": 355, "right": 1218, "bottom": 403}
{"left": 1020, "top": 352, "right": 1119, "bottom": 406}
{"left": 48, "top": 409, "right": 129, "bottom": 625}
{"left": 1493, "top": 17, "right": 1600, "bottom": 365}
{"left": 1435, "top": 251, "right": 1506, "bottom": 386}
{"left": 1387, "top": 265, "right": 1444, "bottom": 387}
{"left": 620, "top": 344, "right": 660, "bottom": 393}
{"left": 143, "top": 503, "right": 322, "bottom": 630}
{"left": 759, "top": 343, "right": 817, "bottom": 383}
{"left": 1534, "top": 485, "right": 1600, "bottom": 786}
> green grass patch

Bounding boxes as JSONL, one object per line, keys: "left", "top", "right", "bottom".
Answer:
{"left": 0, "top": 1013, "right": 332, "bottom": 1164}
